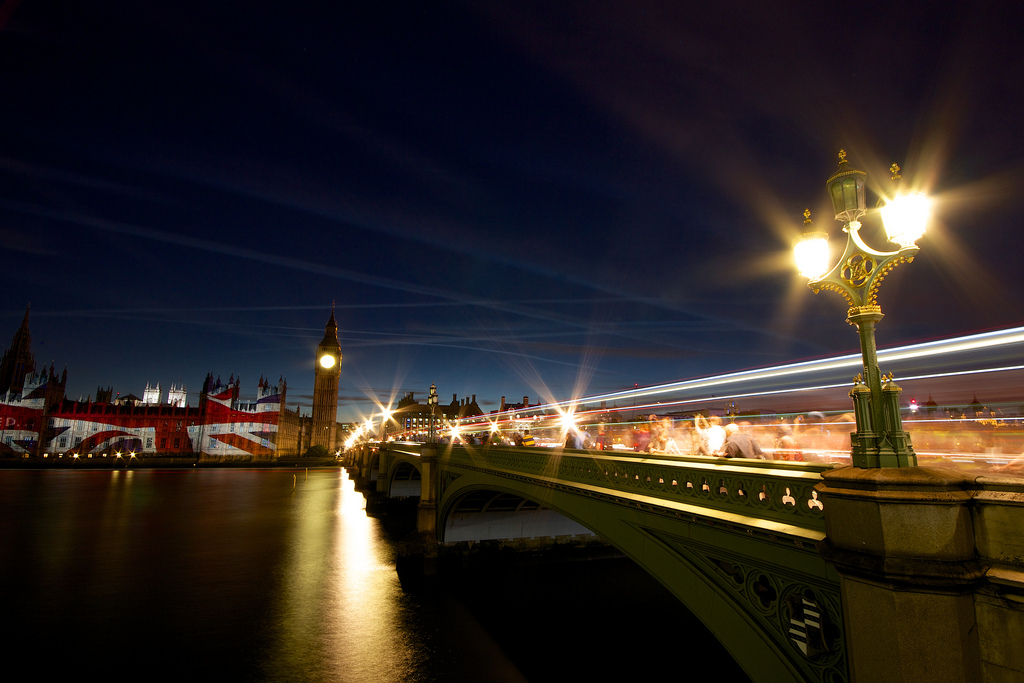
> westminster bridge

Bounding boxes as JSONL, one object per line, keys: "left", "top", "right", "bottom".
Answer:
{"left": 344, "top": 440, "right": 1024, "bottom": 683}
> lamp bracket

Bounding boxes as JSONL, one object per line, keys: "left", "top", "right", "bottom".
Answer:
{"left": 807, "top": 222, "right": 919, "bottom": 308}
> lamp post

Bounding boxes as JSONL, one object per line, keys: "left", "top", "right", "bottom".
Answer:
{"left": 427, "top": 383, "right": 438, "bottom": 443}
{"left": 794, "top": 150, "right": 932, "bottom": 468}
{"left": 378, "top": 407, "right": 393, "bottom": 442}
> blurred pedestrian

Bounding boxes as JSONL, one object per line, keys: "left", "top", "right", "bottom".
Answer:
{"left": 695, "top": 415, "right": 726, "bottom": 455}
{"left": 722, "top": 423, "right": 764, "bottom": 459}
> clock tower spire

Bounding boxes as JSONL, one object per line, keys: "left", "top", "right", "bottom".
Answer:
{"left": 311, "top": 305, "right": 342, "bottom": 451}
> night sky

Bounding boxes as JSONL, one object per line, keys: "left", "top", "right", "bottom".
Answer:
{"left": 1, "top": 1, "right": 1022, "bottom": 421}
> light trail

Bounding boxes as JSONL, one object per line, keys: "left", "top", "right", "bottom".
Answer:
{"left": 877, "top": 327, "right": 1024, "bottom": 364}
{"left": 457, "top": 326, "right": 1024, "bottom": 422}
{"left": 374, "top": 327, "right": 1024, "bottom": 472}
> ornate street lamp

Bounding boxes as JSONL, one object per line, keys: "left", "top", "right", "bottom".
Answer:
{"left": 378, "top": 407, "right": 393, "bottom": 441}
{"left": 794, "top": 150, "right": 932, "bottom": 467}
{"left": 427, "top": 383, "right": 438, "bottom": 443}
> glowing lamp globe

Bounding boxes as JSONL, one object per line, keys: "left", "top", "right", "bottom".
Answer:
{"left": 826, "top": 150, "right": 867, "bottom": 224}
{"left": 794, "top": 232, "right": 830, "bottom": 280}
{"left": 319, "top": 354, "right": 336, "bottom": 369}
{"left": 881, "top": 191, "right": 931, "bottom": 249}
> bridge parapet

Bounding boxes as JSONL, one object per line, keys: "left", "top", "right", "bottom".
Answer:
{"left": 818, "top": 467, "right": 1024, "bottom": 682}
{"left": 441, "top": 445, "right": 834, "bottom": 542}
{"left": 973, "top": 475, "right": 1024, "bottom": 574}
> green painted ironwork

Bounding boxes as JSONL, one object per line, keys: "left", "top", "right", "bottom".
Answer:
{"left": 797, "top": 152, "right": 924, "bottom": 468}
{"left": 373, "top": 442, "right": 847, "bottom": 682}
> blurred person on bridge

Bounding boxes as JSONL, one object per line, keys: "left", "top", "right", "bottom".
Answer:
{"left": 648, "top": 415, "right": 669, "bottom": 452}
{"left": 695, "top": 415, "right": 726, "bottom": 455}
{"left": 722, "top": 423, "right": 765, "bottom": 459}
{"left": 776, "top": 435, "right": 804, "bottom": 461}
{"left": 633, "top": 422, "right": 652, "bottom": 452}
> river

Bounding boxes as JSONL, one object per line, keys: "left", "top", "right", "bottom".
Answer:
{"left": 0, "top": 468, "right": 747, "bottom": 681}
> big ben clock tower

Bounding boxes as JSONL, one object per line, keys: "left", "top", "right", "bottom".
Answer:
{"left": 311, "top": 307, "right": 342, "bottom": 450}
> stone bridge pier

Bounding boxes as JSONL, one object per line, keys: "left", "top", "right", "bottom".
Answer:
{"left": 819, "top": 467, "right": 1024, "bottom": 683}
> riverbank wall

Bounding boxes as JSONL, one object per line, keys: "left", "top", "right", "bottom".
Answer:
{"left": 0, "top": 456, "right": 343, "bottom": 469}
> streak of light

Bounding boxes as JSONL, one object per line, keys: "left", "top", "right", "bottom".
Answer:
{"left": 453, "top": 361, "right": 1023, "bottom": 431}
{"left": 522, "top": 326, "right": 1024, "bottom": 413}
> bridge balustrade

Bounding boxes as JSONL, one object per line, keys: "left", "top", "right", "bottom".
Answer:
{"left": 440, "top": 445, "right": 833, "bottom": 542}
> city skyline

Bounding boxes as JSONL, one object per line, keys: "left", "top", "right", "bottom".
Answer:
{"left": 4, "top": 304, "right": 1020, "bottom": 432}
{"left": 2, "top": 3, "right": 1022, "bottom": 423}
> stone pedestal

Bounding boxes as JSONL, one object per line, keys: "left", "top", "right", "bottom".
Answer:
{"left": 417, "top": 444, "right": 438, "bottom": 535}
{"left": 396, "top": 444, "right": 440, "bottom": 592}
{"left": 817, "top": 466, "right": 983, "bottom": 682}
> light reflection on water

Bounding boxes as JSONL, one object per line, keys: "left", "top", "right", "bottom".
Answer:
{"left": 0, "top": 468, "right": 524, "bottom": 682}
{"left": 0, "top": 467, "right": 748, "bottom": 682}
{"left": 260, "top": 469, "right": 422, "bottom": 682}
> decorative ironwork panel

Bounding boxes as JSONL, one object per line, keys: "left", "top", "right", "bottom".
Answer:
{"left": 651, "top": 528, "right": 847, "bottom": 683}
{"left": 444, "top": 445, "right": 830, "bottom": 536}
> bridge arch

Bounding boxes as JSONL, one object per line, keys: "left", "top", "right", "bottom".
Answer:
{"left": 441, "top": 485, "right": 595, "bottom": 543}
{"left": 436, "top": 449, "right": 844, "bottom": 683}
{"left": 388, "top": 459, "right": 422, "bottom": 498}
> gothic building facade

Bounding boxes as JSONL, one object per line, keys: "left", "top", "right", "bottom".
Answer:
{"left": 311, "top": 308, "right": 342, "bottom": 450}
{"left": 0, "top": 306, "right": 36, "bottom": 397}
{"left": 0, "top": 307, "right": 344, "bottom": 459}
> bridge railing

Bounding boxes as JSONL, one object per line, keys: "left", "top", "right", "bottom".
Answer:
{"left": 381, "top": 442, "right": 423, "bottom": 459}
{"left": 440, "top": 444, "right": 834, "bottom": 541}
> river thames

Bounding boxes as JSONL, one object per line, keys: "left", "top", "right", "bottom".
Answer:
{"left": 0, "top": 468, "right": 747, "bottom": 682}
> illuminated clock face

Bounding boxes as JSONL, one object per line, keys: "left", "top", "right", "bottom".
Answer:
{"left": 319, "top": 354, "right": 336, "bottom": 369}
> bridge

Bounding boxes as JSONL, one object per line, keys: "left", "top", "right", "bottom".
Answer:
{"left": 345, "top": 440, "right": 1024, "bottom": 683}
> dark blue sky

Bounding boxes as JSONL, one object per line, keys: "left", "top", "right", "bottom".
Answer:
{"left": 1, "top": 1, "right": 1022, "bottom": 421}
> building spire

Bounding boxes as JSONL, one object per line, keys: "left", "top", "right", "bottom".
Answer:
{"left": 322, "top": 305, "right": 339, "bottom": 344}
{"left": 0, "top": 304, "right": 36, "bottom": 395}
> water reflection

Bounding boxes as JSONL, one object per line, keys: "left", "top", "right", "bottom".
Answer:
{"left": 2, "top": 468, "right": 741, "bottom": 682}
{"left": 259, "top": 469, "right": 424, "bottom": 682}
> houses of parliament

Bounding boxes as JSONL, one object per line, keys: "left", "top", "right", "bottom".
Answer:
{"left": 0, "top": 306, "right": 346, "bottom": 460}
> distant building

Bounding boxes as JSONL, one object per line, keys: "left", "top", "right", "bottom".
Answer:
{"left": 0, "top": 307, "right": 340, "bottom": 460}
{"left": 390, "top": 390, "right": 482, "bottom": 439}
{"left": 112, "top": 393, "right": 144, "bottom": 407}
{"left": 311, "top": 308, "right": 343, "bottom": 451}
{"left": 499, "top": 395, "right": 533, "bottom": 413}
{"left": 167, "top": 382, "right": 187, "bottom": 407}
{"left": 0, "top": 306, "right": 35, "bottom": 397}
{"left": 143, "top": 382, "right": 161, "bottom": 405}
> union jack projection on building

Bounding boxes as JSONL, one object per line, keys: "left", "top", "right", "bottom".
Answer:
{"left": 0, "top": 306, "right": 329, "bottom": 460}
{"left": 0, "top": 370, "right": 291, "bottom": 460}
